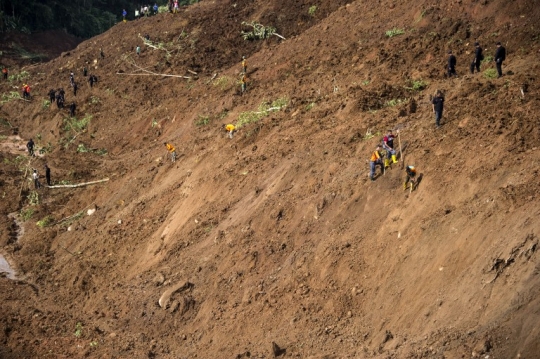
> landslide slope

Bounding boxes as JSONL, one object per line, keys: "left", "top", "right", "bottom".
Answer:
{"left": 1, "top": 0, "right": 540, "bottom": 358}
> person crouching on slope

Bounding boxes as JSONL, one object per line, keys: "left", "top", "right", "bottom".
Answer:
{"left": 164, "top": 142, "right": 177, "bottom": 163}
{"left": 403, "top": 165, "right": 417, "bottom": 191}
{"left": 224, "top": 124, "right": 236, "bottom": 139}
{"left": 369, "top": 145, "right": 384, "bottom": 182}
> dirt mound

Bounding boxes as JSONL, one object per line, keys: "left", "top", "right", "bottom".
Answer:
{"left": 1, "top": 0, "right": 540, "bottom": 358}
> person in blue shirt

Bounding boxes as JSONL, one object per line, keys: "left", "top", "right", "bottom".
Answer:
{"left": 122, "top": 9, "right": 127, "bottom": 22}
{"left": 153, "top": 3, "right": 159, "bottom": 15}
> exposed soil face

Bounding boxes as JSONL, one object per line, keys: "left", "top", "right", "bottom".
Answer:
{"left": 1, "top": 0, "right": 540, "bottom": 358}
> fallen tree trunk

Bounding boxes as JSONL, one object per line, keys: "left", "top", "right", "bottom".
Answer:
{"left": 48, "top": 178, "right": 109, "bottom": 189}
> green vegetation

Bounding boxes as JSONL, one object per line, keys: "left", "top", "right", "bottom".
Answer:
{"left": 405, "top": 79, "right": 427, "bottom": 91}
{"left": 90, "top": 96, "right": 100, "bottom": 104}
{"left": 362, "top": 80, "right": 370, "bottom": 86}
{"left": 385, "top": 98, "right": 408, "bottom": 107}
{"left": 74, "top": 322, "right": 83, "bottom": 338}
{"left": 213, "top": 76, "right": 233, "bottom": 91}
{"left": 195, "top": 115, "right": 210, "bottom": 126}
{"left": 306, "top": 102, "right": 315, "bottom": 111}
{"left": 481, "top": 55, "right": 493, "bottom": 65}
{"left": 27, "top": 191, "right": 40, "bottom": 206}
{"left": 20, "top": 208, "right": 34, "bottom": 221}
{"left": 237, "top": 98, "right": 288, "bottom": 128}
{"left": 8, "top": 70, "right": 30, "bottom": 83}
{"left": 77, "top": 144, "right": 107, "bottom": 155}
{"left": 42, "top": 100, "right": 51, "bottom": 109}
{"left": 385, "top": 28, "right": 405, "bottom": 38}
{"left": 308, "top": 6, "right": 317, "bottom": 17}
{"left": 36, "top": 216, "right": 53, "bottom": 228}
{"left": 483, "top": 68, "right": 498, "bottom": 79}
{"left": 241, "top": 21, "right": 282, "bottom": 40}
{"left": 64, "top": 114, "right": 91, "bottom": 133}
{"left": 1, "top": 91, "right": 23, "bottom": 104}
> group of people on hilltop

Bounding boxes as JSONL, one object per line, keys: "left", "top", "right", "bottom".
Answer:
{"left": 447, "top": 41, "right": 506, "bottom": 78}
{"left": 123, "top": 3, "right": 159, "bottom": 21}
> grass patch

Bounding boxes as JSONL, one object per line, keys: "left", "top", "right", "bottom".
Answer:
{"left": 64, "top": 114, "right": 91, "bottom": 133}
{"left": 8, "top": 70, "right": 30, "bottom": 83}
{"left": 308, "top": 5, "right": 317, "bottom": 16}
{"left": 74, "top": 322, "right": 83, "bottom": 338}
{"left": 385, "top": 98, "right": 409, "bottom": 107}
{"left": 483, "top": 68, "right": 498, "bottom": 79}
{"left": 90, "top": 96, "right": 100, "bottom": 104}
{"left": 481, "top": 55, "right": 493, "bottom": 65}
{"left": 1, "top": 91, "right": 23, "bottom": 104}
{"left": 237, "top": 97, "right": 288, "bottom": 128}
{"left": 213, "top": 76, "right": 232, "bottom": 91}
{"left": 27, "top": 191, "right": 39, "bottom": 206}
{"left": 195, "top": 115, "right": 210, "bottom": 126}
{"left": 385, "top": 28, "right": 405, "bottom": 38}
{"left": 20, "top": 208, "right": 34, "bottom": 221}
{"left": 42, "top": 99, "right": 51, "bottom": 109}
{"left": 36, "top": 216, "right": 53, "bottom": 228}
{"left": 306, "top": 102, "right": 315, "bottom": 111}
{"left": 405, "top": 79, "right": 427, "bottom": 91}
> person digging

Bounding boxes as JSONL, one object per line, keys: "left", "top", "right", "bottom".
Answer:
{"left": 403, "top": 165, "right": 417, "bottom": 191}
{"left": 164, "top": 142, "right": 177, "bottom": 163}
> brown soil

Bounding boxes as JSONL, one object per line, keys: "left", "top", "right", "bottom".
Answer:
{"left": 1, "top": 0, "right": 540, "bottom": 358}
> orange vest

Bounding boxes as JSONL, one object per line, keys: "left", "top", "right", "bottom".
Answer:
{"left": 370, "top": 150, "right": 380, "bottom": 162}
{"left": 2, "top": 68, "right": 7, "bottom": 74}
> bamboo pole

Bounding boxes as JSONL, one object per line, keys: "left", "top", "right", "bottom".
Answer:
{"left": 47, "top": 178, "right": 109, "bottom": 189}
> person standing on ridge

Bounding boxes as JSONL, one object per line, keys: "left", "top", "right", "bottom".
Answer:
{"left": 44, "top": 164, "right": 51, "bottom": 186}
{"left": 494, "top": 42, "right": 506, "bottom": 78}
{"left": 470, "top": 42, "right": 483, "bottom": 74}
{"left": 240, "top": 74, "right": 247, "bottom": 94}
{"left": 224, "top": 124, "right": 236, "bottom": 139}
{"left": 153, "top": 3, "right": 159, "bottom": 15}
{"left": 164, "top": 142, "right": 177, "bottom": 163}
{"left": 100, "top": 47, "right": 105, "bottom": 59}
{"left": 2, "top": 66, "right": 7, "bottom": 80}
{"left": 432, "top": 90, "right": 444, "bottom": 128}
{"left": 122, "top": 9, "right": 127, "bottom": 22}
{"left": 48, "top": 88, "right": 56, "bottom": 103}
{"left": 403, "top": 165, "right": 417, "bottom": 191}
{"left": 69, "top": 72, "right": 74, "bottom": 86}
{"left": 69, "top": 102, "right": 76, "bottom": 117}
{"left": 369, "top": 145, "right": 384, "bottom": 182}
{"left": 382, "top": 129, "right": 398, "bottom": 168}
{"left": 241, "top": 56, "right": 247, "bottom": 73}
{"left": 73, "top": 82, "right": 78, "bottom": 96}
{"left": 83, "top": 67, "right": 88, "bottom": 76}
{"left": 27, "top": 138, "right": 35, "bottom": 157}
{"left": 447, "top": 50, "right": 457, "bottom": 77}
{"left": 32, "top": 169, "right": 41, "bottom": 189}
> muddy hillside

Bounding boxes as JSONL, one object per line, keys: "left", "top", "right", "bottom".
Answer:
{"left": 1, "top": 0, "right": 540, "bottom": 358}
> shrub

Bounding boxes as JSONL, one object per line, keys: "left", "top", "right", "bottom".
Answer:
{"left": 42, "top": 99, "right": 51, "bottom": 109}
{"left": 385, "top": 28, "right": 405, "bottom": 37}
{"left": 483, "top": 68, "right": 498, "bottom": 79}
{"left": 405, "top": 79, "right": 427, "bottom": 91}
{"left": 195, "top": 115, "right": 210, "bottom": 126}
{"left": 308, "top": 6, "right": 317, "bottom": 16}
{"left": 36, "top": 216, "right": 53, "bottom": 228}
{"left": 20, "top": 208, "right": 34, "bottom": 221}
{"left": 237, "top": 98, "right": 288, "bottom": 128}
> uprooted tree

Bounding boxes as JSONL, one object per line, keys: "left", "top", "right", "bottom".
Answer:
{"left": 241, "top": 21, "right": 285, "bottom": 40}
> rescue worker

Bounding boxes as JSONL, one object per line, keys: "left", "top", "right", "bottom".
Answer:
{"left": 382, "top": 130, "right": 398, "bottom": 168}
{"left": 48, "top": 89, "right": 56, "bottom": 103}
{"left": 83, "top": 67, "right": 88, "bottom": 76}
{"left": 164, "top": 142, "right": 177, "bottom": 163}
{"left": 241, "top": 74, "right": 247, "bottom": 94}
{"left": 88, "top": 74, "right": 97, "bottom": 88}
{"left": 2, "top": 66, "right": 7, "bottom": 80}
{"left": 73, "top": 82, "right": 78, "bottom": 96}
{"left": 447, "top": 50, "right": 457, "bottom": 77}
{"left": 69, "top": 72, "right": 74, "bottom": 86}
{"left": 69, "top": 102, "right": 76, "bottom": 117}
{"left": 27, "top": 138, "right": 35, "bottom": 156}
{"left": 22, "top": 84, "right": 30, "bottom": 99}
{"left": 432, "top": 90, "right": 444, "bottom": 128}
{"left": 494, "top": 42, "right": 506, "bottom": 78}
{"left": 224, "top": 124, "right": 236, "bottom": 139}
{"left": 403, "top": 165, "right": 417, "bottom": 191}
{"left": 32, "top": 169, "right": 41, "bottom": 189}
{"left": 100, "top": 47, "right": 105, "bottom": 59}
{"left": 44, "top": 164, "right": 51, "bottom": 186}
{"left": 369, "top": 145, "right": 384, "bottom": 181}
{"left": 153, "top": 3, "right": 159, "bottom": 15}
{"left": 470, "top": 42, "right": 483, "bottom": 74}
{"left": 241, "top": 56, "right": 247, "bottom": 73}
{"left": 122, "top": 9, "right": 127, "bottom": 22}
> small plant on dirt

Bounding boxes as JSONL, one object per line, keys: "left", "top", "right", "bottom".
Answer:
{"left": 36, "top": 216, "right": 53, "bottom": 228}
{"left": 385, "top": 28, "right": 405, "bottom": 38}
{"left": 483, "top": 68, "right": 498, "bottom": 79}
{"left": 8, "top": 70, "right": 30, "bottom": 83}
{"left": 89, "top": 341, "right": 98, "bottom": 348}
{"left": 405, "top": 79, "right": 427, "bottom": 91}
{"left": 362, "top": 80, "right": 370, "bottom": 86}
{"left": 77, "top": 144, "right": 91, "bottom": 153}
{"left": 237, "top": 98, "right": 288, "bottom": 128}
{"left": 42, "top": 100, "right": 51, "bottom": 109}
{"left": 385, "top": 98, "right": 408, "bottom": 107}
{"left": 27, "top": 191, "right": 39, "bottom": 206}
{"left": 38, "top": 142, "right": 52, "bottom": 155}
{"left": 213, "top": 76, "right": 232, "bottom": 91}
{"left": 481, "top": 55, "right": 493, "bottom": 65}
{"left": 195, "top": 115, "right": 210, "bottom": 126}
{"left": 306, "top": 102, "right": 315, "bottom": 111}
{"left": 90, "top": 96, "right": 100, "bottom": 104}
{"left": 64, "top": 114, "right": 91, "bottom": 133}
{"left": 20, "top": 208, "right": 34, "bottom": 221}
{"left": 308, "top": 5, "right": 317, "bottom": 16}
{"left": 1, "top": 91, "right": 23, "bottom": 104}
{"left": 74, "top": 322, "right": 83, "bottom": 338}
{"left": 241, "top": 21, "right": 285, "bottom": 40}
{"left": 218, "top": 110, "right": 229, "bottom": 120}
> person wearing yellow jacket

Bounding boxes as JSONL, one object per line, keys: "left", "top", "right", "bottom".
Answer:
{"left": 369, "top": 145, "right": 384, "bottom": 181}
{"left": 224, "top": 124, "right": 236, "bottom": 139}
{"left": 164, "top": 142, "right": 176, "bottom": 162}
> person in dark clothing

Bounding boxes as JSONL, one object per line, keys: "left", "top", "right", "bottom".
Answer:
{"left": 48, "top": 89, "right": 56, "bottom": 103}
{"left": 83, "top": 67, "right": 88, "bottom": 76}
{"left": 2, "top": 67, "right": 7, "bottom": 80}
{"left": 27, "top": 139, "right": 35, "bottom": 156}
{"left": 69, "top": 102, "right": 76, "bottom": 117}
{"left": 447, "top": 50, "right": 457, "bottom": 77}
{"left": 494, "top": 42, "right": 506, "bottom": 78}
{"left": 470, "top": 42, "right": 483, "bottom": 74}
{"left": 73, "top": 82, "right": 78, "bottom": 96}
{"left": 431, "top": 90, "right": 444, "bottom": 128}
{"left": 44, "top": 164, "right": 51, "bottom": 186}
{"left": 88, "top": 75, "right": 97, "bottom": 88}
{"left": 100, "top": 47, "right": 105, "bottom": 59}
{"left": 56, "top": 88, "right": 65, "bottom": 108}
{"left": 70, "top": 72, "right": 74, "bottom": 86}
